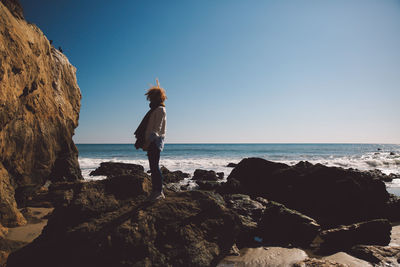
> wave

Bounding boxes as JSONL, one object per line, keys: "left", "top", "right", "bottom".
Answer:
{"left": 78, "top": 152, "right": 400, "bottom": 185}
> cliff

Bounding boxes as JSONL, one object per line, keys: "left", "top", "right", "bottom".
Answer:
{"left": 0, "top": 0, "right": 82, "bottom": 227}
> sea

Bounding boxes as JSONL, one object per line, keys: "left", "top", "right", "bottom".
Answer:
{"left": 77, "top": 143, "right": 400, "bottom": 194}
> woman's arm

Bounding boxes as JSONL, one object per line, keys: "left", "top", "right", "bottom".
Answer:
{"left": 148, "top": 107, "right": 166, "bottom": 142}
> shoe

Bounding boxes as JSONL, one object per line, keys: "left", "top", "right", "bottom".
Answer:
{"left": 148, "top": 191, "right": 165, "bottom": 202}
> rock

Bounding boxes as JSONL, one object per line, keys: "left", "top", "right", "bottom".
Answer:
{"left": 320, "top": 219, "right": 392, "bottom": 252}
{"left": 349, "top": 245, "right": 400, "bottom": 266}
{"left": 161, "top": 166, "right": 189, "bottom": 183}
{"left": 225, "top": 158, "right": 390, "bottom": 227}
{"left": 366, "top": 169, "right": 394, "bottom": 182}
{"left": 225, "top": 194, "right": 265, "bottom": 220}
{"left": 218, "top": 247, "right": 308, "bottom": 267}
{"left": 0, "top": 223, "right": 7, "bottom": 239}
{"left": 322, "top": 252, "right": 373, "bottom": 267}
{"left": 224, "top": 194, "right": 266, "bottom": 246}
{"left": 196, "top": 180, "right": 222, "bottom": 191}
{"left": 227, "top": 163, "right": 238, "bottom": 168}
{"left": 384, "top": 194, "right": 400, "bottom": 222}
{"left": 0, "top": 163, "right": 26, "bottom": 227}
{"left": 0, "top": 0, "right": 82, "bottom": 226}
{"left": 294, "top": 257, "right": 347, "bottom": 267}
{"left": 89, "top": 162, "right": 145, "bottom": 178}
{"left": 1, "top": 0, "right": 24, "bottom": 19}
{"left": 390, "top": 152, "right": 396, "bottom": 156}
{"left": 217, "top": 172, "right": 224, "bottom": 179}
{"left": 193, "top": 169, "right": 222, "bottom": 181}
{"left": 227, "top": 244, "right": 240, "bottom": 256}
{"left": 389, "top": 173, "right": 400, "bottom": 180}
{"left": 217, "top": 178, "right": 242, "bottom": 195}
{"left": 257, "top": 201, "right": 320, "bottom": 247}
{"left": 0, "top": 250, "right": 9, "bottom": 267}
{"left": 6, "top": 175, "right": 241, "bottom": 267}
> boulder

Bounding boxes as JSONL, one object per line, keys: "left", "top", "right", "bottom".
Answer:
{"left": 320, "top": 219, "right": 392, "bottom": 252}
{"left": 161, "top": 166, "right": 190, "bottom": 183}
{"left": 224, "top": 194, "right": 266, "bottom": 246}
{"left": 90, "top": 162, "right": 145, "bottom": 178}
{"left": 6, "top": 175, "right": 241, "bottom": 267}
{"left": 0, "top": 0, "right": 82, "bottom": 226}
{"left": 196, "top": 180, "right": 221, "bottom": 191}
{"left": 193, "top": 169, "right": 222, "bottom": 181}
{"left": 257, "top": 201, "right": 320, "bottom": 247}
{"left": 225, "top": 158, "right": 390, "bottom": 227}
{"left": 227, "top": 163, "right": 238, "bottom": 168}
{"left": 349, "top": 245, "right": 400, "bottom": 266}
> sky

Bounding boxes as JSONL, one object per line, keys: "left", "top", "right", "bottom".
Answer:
{"left": 20, "top": 0, "right": 400, "bottom": 144}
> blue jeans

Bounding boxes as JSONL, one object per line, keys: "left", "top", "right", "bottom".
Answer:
{"left": 147, "top": 142, "right": 163, "bottom": 193}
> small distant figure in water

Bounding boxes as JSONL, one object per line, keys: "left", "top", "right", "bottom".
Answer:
{"left": 58, "top": 46, "right": 63, "bottom": 53}
{"left": 377, "top": 148, "right": 382, "bottom": 151}
{"left": 134, "top": 78, "right": 167, "bottom": 201}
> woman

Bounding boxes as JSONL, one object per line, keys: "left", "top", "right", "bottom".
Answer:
{"left": 134, "top": 79, "right": 167, "bottom": 201}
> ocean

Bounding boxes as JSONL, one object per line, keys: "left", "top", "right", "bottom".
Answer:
{"left": 77, "top": 143, "right": 400, "bottom": 192}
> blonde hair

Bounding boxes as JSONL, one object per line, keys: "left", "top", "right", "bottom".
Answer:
{"left": 145, "top": 78, "right": 167, "bottom": 105}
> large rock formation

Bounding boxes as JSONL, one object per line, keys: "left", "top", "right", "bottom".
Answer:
{"left": 0, "top": 0, "right": 82, "bottom": 227}
{"left": 6, "top": 174, "right": 241, "bottom": 267}
{"left": 221, "top": 158, "right": 391, "bottom": 227}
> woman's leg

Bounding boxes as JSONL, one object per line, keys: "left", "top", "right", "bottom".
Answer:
{"left": 147, "top": 142, "right": 163, "bottom": 193}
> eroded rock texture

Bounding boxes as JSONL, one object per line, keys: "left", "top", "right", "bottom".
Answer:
{"left": 223, "top": 158, "right": 390, "bottom": 227}
{"left": 0, "top": 0, "right": 82, "bottom": 226}
{"left": 6, "top": 175, "right": 241, "bottom": 267}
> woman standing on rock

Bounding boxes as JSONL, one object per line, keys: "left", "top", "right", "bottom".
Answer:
{"left": 134, "top": 79, "right": 167, "bottom": 201}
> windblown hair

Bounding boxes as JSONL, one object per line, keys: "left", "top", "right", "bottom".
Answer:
{"left": 145, "top": 79, "right": 167, "bottom": 105}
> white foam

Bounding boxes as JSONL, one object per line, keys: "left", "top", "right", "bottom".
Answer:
{"left": 78, "top": 152, "right": 400, "bottom": 184}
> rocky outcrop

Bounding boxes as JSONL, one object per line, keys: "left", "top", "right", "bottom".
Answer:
{"left": 257, "top": 201, "right": 320, "bottom": 247}
{"left": 0, "top": 0, "right": 82, "bottom": 226}
{"left": 193, "top": 169, "right": 224, "bottom": 181}
{"left": 161, "top": 166, "right": 189, "bottom": 183}
{"left": 349, "top": 245, "right": 400, "bottom": 266}
{"left": 1, "top": 0, "right": 23, "bottom": 19}
{"left": 223, "top": 158, "right": 391, "bottom": 227}
{"left": 224, "top": 194, "right": 266, "bottom": 246}
{"left": 320, "top": 219, "right": 392, "bottom": 251}
{"left": 6, "top": 175, "right": 241, "bottom": 267}
{"left": 90, "top": 162, "right": 144, "bottom": 177}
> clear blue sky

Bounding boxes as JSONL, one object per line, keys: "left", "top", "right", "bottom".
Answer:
{"left": 20, "top": 0, "right": 400, "bottom": 144}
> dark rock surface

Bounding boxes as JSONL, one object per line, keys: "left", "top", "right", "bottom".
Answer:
{"left": 257, "top": 201, "right": 320, "bottom": 247}
{"left": 0, "top": 0, "right": 82, "bottom": 227}
{"left": 193, "top": 169, "right": 223, "bottom": 181}
{"left": 349, "top": 245, "right": 400, "bottom": 266}
{"left": 224, "top": 158, "right": 391, "bottom": 227}
{"left": 227, "top": 163, "right": 238, "bottom": 168}
{"left": 90, "top": 162, "right": 145, "bottom": 178}
{"left": 320, "top": 219, "right": 392, "bottom": 252}
{"left": 161, "top": 166, "right": 189, "bottom": 183}
{"left": 6, "top": 175, "right": 241, "bottom": 267}
{"left": 196, "top": 180, "right": 222, "bottom": 191}
{"left": 224, "top": 194, "right": 266, "bottom": 246}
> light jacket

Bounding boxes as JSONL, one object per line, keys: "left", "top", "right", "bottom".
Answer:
{"left": 144, "top": 106, "right": 166, "bottom": 151}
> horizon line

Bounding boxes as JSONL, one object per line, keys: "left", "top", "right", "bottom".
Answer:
{"left": 75, "top": 142, "right": 400, "bottom": 145}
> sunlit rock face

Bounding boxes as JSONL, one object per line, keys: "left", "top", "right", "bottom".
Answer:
{"left": 0, "top": 0, "right": 82, "bottom": 227}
